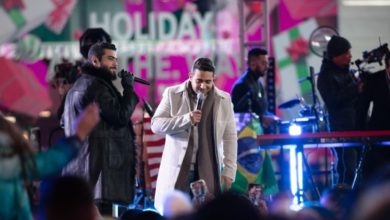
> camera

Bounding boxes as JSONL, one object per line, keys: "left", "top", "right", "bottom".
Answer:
{"left": 354, "top": 43, "right": 389, "bottom": 81}
{"left": 355, "top": 43, "right": 389, "bottom": 67}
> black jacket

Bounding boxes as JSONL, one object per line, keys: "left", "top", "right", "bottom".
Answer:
{"left": 356, "top": 70, "right": 390, "bottom": 130}
{"left": 62, "top": 64, "right": 139, "bottom": 204}
{"left": 317, "top": 58, "right": 359, "bottom": 131}
{"left": 231, "top": 69, "right": 268, "bottom": 117}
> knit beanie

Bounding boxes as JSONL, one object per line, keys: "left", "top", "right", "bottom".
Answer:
{"left": 327, "top": 36, "right": 351, "bottom": 58}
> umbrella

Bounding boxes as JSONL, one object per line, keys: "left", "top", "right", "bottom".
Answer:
{"left": 0, "top": 57, "right": 51, "bottom": 117}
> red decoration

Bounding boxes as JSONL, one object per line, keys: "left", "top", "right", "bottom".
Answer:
{"left": 3, "top": 0, "right": 25, "bottom": 11}
{"left": 46, "top": 0, "right": 72, "bottom": 28}
{"left": 286, "top": 37, "right": 309, "bottom": 62}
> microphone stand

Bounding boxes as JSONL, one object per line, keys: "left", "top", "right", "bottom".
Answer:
{"left": 293, "top": 66, "right": 321, "bottom": 201}
{"left": 308, "top": 66, "right": 320, "bottom": 132}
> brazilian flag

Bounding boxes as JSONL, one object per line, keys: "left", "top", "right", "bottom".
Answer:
{"left": 230, "top": 113, "right": 278, "bottom": 195}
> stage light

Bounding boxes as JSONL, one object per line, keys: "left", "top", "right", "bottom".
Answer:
{"left": 4, "top": 116, "right": 16, "bottom": 123}
{"left": 39, "top": 110, "right": 51, "bottom": 118}
{"left": 290, "top": 203, "right": 304, "bottom": 211}
{"left": 290, "top": 145, "right": 304, "bottom": 205}
{"left": 289, "top": 145, "right": 298, "bottom": 204}
{"left": 288, "top": 123, "right": 302, "bottom": 136}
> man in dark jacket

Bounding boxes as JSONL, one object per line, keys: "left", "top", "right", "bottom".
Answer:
{"left": 62, "top": 42, "right": 139, "bottom": 214}
{"left": 317, "top": 35, "right": 361, "bottom": 185}
{"left": 357, "top": 53, "right": 390, "bottom": 178}
{"left": 231, "top": 48, "right": 278, "bottom": 131}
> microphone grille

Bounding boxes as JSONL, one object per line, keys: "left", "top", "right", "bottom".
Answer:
{"left": 197, "top": 92, "right": 205, "bottom": 100}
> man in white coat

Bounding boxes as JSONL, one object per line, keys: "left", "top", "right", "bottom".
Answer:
{"left": 151, "top": 57, "right": 237, "bottom": 214}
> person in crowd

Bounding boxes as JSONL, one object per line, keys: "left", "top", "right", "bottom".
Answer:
{"left": 320, "top": 184, "right": 354, "bottom": 220}
{"left": 119, "top": 208, "right": 143, "bottom": 220}
{"left": 231, "top": 48, "right": 279, "bottom": 132}
{"left": 51, "top": 60, "right": 79, "bottom": 120}
{"left": 0, "top": 104, "right": 100, "bottom": 220}
{"left": 133, "top": 210, "right": 166, "bottom": 220}
{"left": 317, "top": 35, "right": 362, "bottom": 185}
{"left": 351, "top": 181, "right": 390, "bottom": 220}
{"left": 39, "top": 176, "right": 100, "bottom": 220}
{"left": 151, "top": 57, "right": 237, "bottom": 214}
{"left": 62, "top": 42, "right": 139, "bottom": 214}
{"left": 79, "top": 28, "right": 112, "bottom": 60}
{"left": 267, "top": 191, "right": 294, "bottom": 218}
{"left": 194, "top": 192, "right": 265, "bottom": 220}
{"left": 162, "top": 190, "right": 194, "bottom": 219}
{"left": 295, "top": 205, "right": 337, "bottom": 220}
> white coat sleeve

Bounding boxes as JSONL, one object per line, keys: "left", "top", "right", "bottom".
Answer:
{"left": 151, "top": 88, "right": 192, "bottom": 135}
{"left": 221, "top": 101, "right": 238, "bottom": 181}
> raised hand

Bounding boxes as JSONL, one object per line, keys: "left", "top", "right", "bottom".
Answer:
{"left": 75, "top": 103, "right": 100, "bottom": 140}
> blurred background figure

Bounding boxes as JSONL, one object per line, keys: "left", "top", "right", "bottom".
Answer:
{"left": 295, "top": 205, "right": 337, "bottom": 220}
{"left": 267, "top": 191, "right": 294, "bottom": 218}
{"left": 39, "top": 176, "right": 98, "bottom": 220}
{"left": 119, "top": 208, "right": 143, "bottom": 220}
{"left": 317, "top": 35, "right": 361, "bottom": 185}
{"left": 79, "top": 28, "right": 112, "bottom": 60}
{"left": 352, "top": 182, "right": 390, "bottom": 220}
{"left": 134, "top": 210, "right": 166, "bottom": 220}
{"left": 247, "top": 184, "right": 268, "bottom": 216}
{"left": 320, "top": 184, "right": 354, "bottom": 220}
{"left": 162, "top": 190, "right": 193, "bottom": 219}
{"left": 51, "top": 60, "right": 79, "bottom": 120}
{"left": 195, "top": 192, "right": 265, "bottom": 220}
{"left": 231, "top": 48, "right": 279, "bottom": 132}
{"left": 0, "top": 104, "right": 100, "bottom": 220}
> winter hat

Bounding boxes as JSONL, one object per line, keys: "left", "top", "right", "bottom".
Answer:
{"left": 327, "top": 35, "right": 351, "bottom": 58}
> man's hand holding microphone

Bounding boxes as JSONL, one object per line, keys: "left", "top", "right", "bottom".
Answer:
{"left": 190, "top": 93, "right": 205, "bottom": 126}
{"left": 118, "top": 69, "right": 151, "bottom": 88}
{"left": 119, "top": 70, "right": 135, "bottom": 90}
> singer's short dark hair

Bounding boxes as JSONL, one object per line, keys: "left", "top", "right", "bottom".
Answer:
{"left": 192, "top": 57, "right": 215, "bottom": 74}
{"left": 247, "top": 48, "right": 268, "bottom": 63}
{"left": 87, "top": 42, "right": 116, "bottom": 61}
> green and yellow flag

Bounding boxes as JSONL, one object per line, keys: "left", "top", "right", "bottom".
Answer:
{"left": 231, "top": 113, "right": 278, "bottom": 195}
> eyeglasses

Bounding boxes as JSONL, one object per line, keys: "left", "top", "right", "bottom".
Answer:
{"left": 51, "top": 78, "right": 69, "bottom": 89}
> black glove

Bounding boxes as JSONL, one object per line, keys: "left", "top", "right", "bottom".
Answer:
{"left": 119, "top": 70, "right": 135, "bottom": 89}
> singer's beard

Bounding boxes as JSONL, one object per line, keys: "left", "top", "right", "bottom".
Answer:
{"left": 110, "top": 73, "right": 117, "bottom": 81}
{"left": 102, "top": 66, "right": 117, "bottom": 80}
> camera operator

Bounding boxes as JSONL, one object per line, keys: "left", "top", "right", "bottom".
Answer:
{"left": 357, "top": 52, "right": 390, "bottom": 176}
{"left": 317, "top": 35, "right": 362, "bottom": 185}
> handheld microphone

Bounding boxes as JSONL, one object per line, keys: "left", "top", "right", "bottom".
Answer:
{"left": 309, "top": 66, "right": 315, "bottom": 84}
{"left": 118, "top": 69, "right": 151, "bottom": 86}
{"left": 195, "top": 92, "right": 205, "bottom": 111}
{"left": 193, "top": 93, "right": 205, "bottom": 127}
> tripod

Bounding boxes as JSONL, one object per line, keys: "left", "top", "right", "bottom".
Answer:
{"left": 291, "top": 143, "right": 321, "bottom": 203}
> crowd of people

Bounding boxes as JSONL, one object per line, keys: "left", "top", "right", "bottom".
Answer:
{"left": 1, "top": 26, "right": 390, "bottom": 220}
